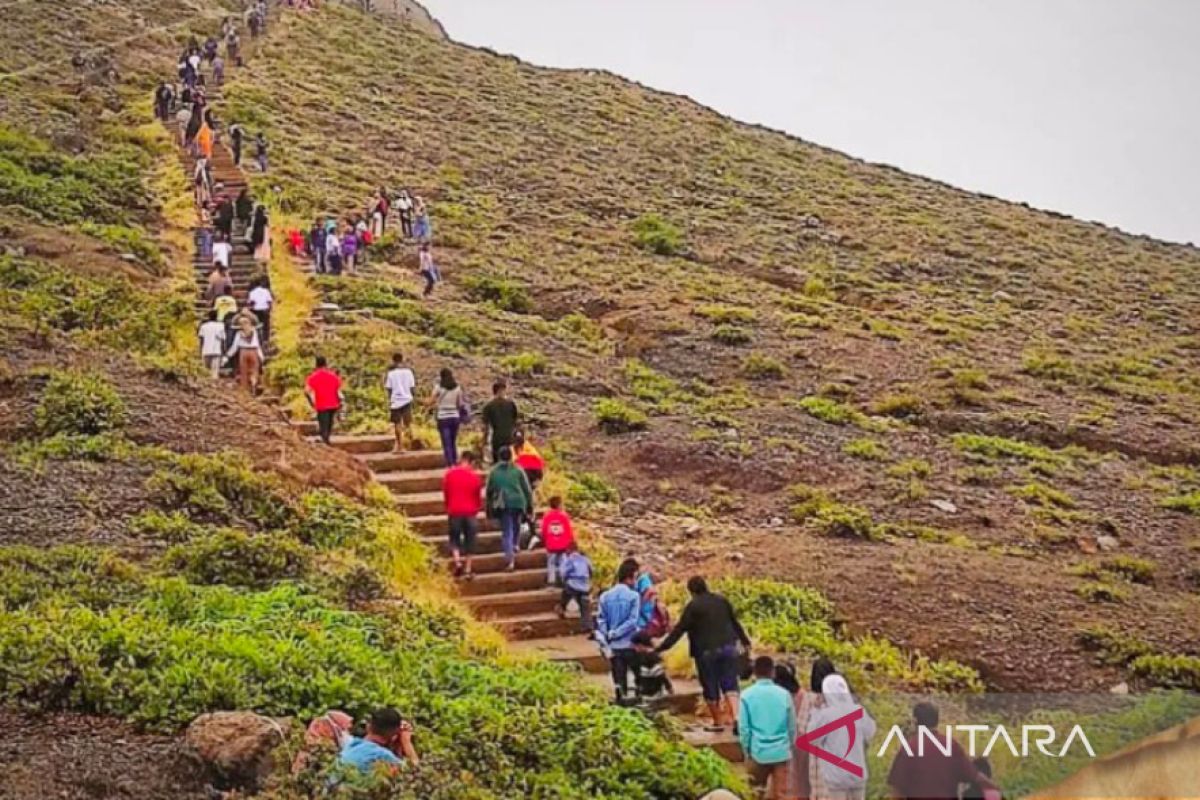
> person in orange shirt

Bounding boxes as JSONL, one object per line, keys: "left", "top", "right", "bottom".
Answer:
{"left": 196, "top": 122, "right": 214, "bottom": 160}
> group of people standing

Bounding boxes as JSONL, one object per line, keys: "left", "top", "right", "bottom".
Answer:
{"left": 299, "top": 188, "right": 439, "bottom": 296}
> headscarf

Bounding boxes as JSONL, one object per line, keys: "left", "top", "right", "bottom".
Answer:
{"left": 292, "top": 710, "right": 352, "bottom": 774}
{"left": 821, "top": 673, "right": 855, "bottom": 709}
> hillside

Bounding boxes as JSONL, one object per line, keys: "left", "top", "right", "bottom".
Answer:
{"left": 1, "top": 0, "right": 1200, "bottom": 797}
{"left": 228, "top": 5, "right": 1200, "bottom": 693}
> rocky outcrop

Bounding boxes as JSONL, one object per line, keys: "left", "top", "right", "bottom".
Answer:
{"left": 185, "top": 711, "right": 293, "bottom": 791}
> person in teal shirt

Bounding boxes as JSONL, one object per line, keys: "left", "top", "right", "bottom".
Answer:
{"left": 338, "top": 708, "right": 419, "bottom": 775}
{"left": 738, "top": 655, "right": 797, "bottom": 795}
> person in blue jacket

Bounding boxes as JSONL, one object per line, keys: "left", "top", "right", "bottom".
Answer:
{"left": 595, "top": 558, "right": 642, "bottom": 704}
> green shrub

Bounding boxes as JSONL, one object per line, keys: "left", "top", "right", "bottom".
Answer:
{"left": 500, "top": 351, "right": 549, "bottom": 376}
{"left": 694, "top": 305, "right": 755, "bottom": 325}
{"left": 1129, "top": 654, "right": 1200, "bottom": 691}
{"left": 1008, "top": 481, "right": 1076, "bottom": 509}
{"left": 623, "top": 360, "right": 684, "bottom": 412}
{"left": 294, "top": 488, "right": 368, "bottom": 550}
{"left": 126, "top": 510, "right": 207, "bottom": 542}
{"left": 711, "top": 324, "right": 751, "bottom": 345}
{"left": 1074, "top": 581, "right": 1128, "bottom": 603}
{"left": 593, "top": 398, "right": 648, "bottom": 434}
{"left": 568, "top": 472, "right": 621, "bottom": 507}
{"left": 952, "top": 433, "right": 1064, "bottom": 465}
{"left": 742, "top": 353, "right": 785, "bottom": 380}
{"left": 631, "top": 213, "right": 684, "bottom": 256}
{"left": 162, "top": 530, "right": 313, "bottom": 588}
{"left": 34, "top": 370, "right": 127, "bottom": 436}
{"left": 1163, "top": 492, "right": 1200, "bottom": 515}
{"left": 797, "top": 396, "right": 859, "bottom": 425}
{"left": 843, "top": 438, "right": 888, "bottom": 461}
{"left": 887, "top": 458, "right": 933, "bottom": 479}
{"left": 0, "top": 575, "right": 734, "bottom": 797}
{"left": 462, "top": 274, "right": 532, "bottom": 313}
{"left": 1077, "top": 625, "right": 1153, "bottom": 665}
{"left": 78, "top": 222, "right": 163, "bottom": 271}
{"left": 146, "top": 452, "right": 296, "bottom": 530}
{"left": 1103, "top": 556, "right": 1156, "bottom": 585}
{"left": 869, "top": 393, "right": 923, "bottom": 419}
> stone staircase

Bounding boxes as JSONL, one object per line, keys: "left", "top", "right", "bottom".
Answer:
{"left": 317, "top": 431, "right": 744, "bottom": 762}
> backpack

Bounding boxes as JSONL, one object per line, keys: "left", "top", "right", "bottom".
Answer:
{"left": 642, "top": 594, "right": 671, "bottom": 638}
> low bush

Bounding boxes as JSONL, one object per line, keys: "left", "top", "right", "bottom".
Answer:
{"left": 462, "top": 274, "right": 532, "bottom": 313}
{"left": 500, "top": 351, "right": 549, "bottom": 376}
{"left": 952, "top": 433, "right": 1065, "bottom": 465}
{"left": 843, "top": 438, "right": 888, "bottom": 461}
{"left": 1129, "top": 654, "right": 1200, "bottom": 691}
{"left": 797, "top": 396, "right": 860, "bottom": 426}
{"left": 694, "top": 305, "right": 755, "bottom": 325}
{"left": 593, "top": 398, "right": 649, "bottom": 434}
{"left": 1162, "top": 492, "right": 1200, "bottom": 515}
{"left": 869, "top": 393, "right": 923, "bottom": 419}
{"left": 162, "top": 530, "right": 313, "bottom": 588}
{"left": 34, "top": 370, "right": 127, "bottom": 436}
{"left": 742, "top": 353, "right": 786, "bottom": 380}
{"left": 146, "top": 452, "right": 295, "bottom": 530}
{"left": 568, "top": 472, "right": 621, "bottom": 508}
{"left": 711, "top": 324, "right": 752, "bottom": 346}
{"left": 1074, "top": 581, "right": 1128, "bottom": 603}
{"left": 624, "top": 360, "right": 684, "bottom": 412}
{"left": 631, "top": 213, "right": 684, "bottom": 256}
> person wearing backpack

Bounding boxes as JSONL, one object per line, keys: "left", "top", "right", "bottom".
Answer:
{"left": 540, "top": 496, "right": 575, "bottom": 586}
{"left": 636, "top": 569, "right": 671, "bottom": 639}
{"left": 485, "top": 446, "right": 534, "bottom": 572}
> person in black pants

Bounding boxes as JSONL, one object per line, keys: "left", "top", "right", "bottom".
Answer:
{"left": 655, "top": 575, "right": 752, "bottom": 732}
{"left": 304, "top": 356, "right": 344, "bottom": 445}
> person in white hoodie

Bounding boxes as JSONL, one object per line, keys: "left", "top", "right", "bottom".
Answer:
{"left": 805, "top": 674, "right": 876, "bottom": 800}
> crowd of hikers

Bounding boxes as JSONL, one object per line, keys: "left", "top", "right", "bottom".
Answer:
{"left": 173, "top": 5, "right": 1013, "bottom": 799}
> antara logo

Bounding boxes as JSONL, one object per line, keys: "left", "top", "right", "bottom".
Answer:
{"left": 877, "top": 723, "right": 1097, "bottom": 760}
{"left": 796, "top": 707, "right": 866, "bottom": 778}
{"left": 797, "top": 708, "right": 1097, "bottom": 779}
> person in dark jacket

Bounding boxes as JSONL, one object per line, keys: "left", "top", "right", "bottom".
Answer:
{"left": 485, "top": 446, "right": 534, "bottom": 572}
{"left": 656, "top": 576, "right": 752, "bottom": 732}
{"left": 234, "top": 188, "right": 253, "bottom": 229}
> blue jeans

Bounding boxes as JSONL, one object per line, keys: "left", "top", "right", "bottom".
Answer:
{"left": 498, "top": 510, "right": 523, "bottom": 566}
{"left": 437, "top": 417, "right": 459, "bottom": 467}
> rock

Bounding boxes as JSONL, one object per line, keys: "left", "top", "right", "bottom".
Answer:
{"left": 620, "top": 498, "right": 647, "bottom": 515}
{"left": 1110, "top": 682, "right": 1130, "bottom": 695}
{"left": 185, "top": 712, "right": 292, "bottom": 791}
{"left": 727, "top": 551, "right": 744, "bottom": 562}
{"left": 930, "top": 499, "right": 958, "bottom": 514}
{"left": 991, "top": 290, "right": 1014, "bottom": 303}
{"left": 1076, "top": 535, "right": 1098, "bottom": 554}
{"left": 769, "top": 517, "right": 784, "bottom": 528}
{"left": 1097, "top": 535, "right": 1120, "bottom": 552}
{"left": 682, "top": 520, "right": 702, "bottom": 536}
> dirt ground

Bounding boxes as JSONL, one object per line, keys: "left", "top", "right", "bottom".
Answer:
{"left": 0, "top": 711, "right": 209, "bottom": 800}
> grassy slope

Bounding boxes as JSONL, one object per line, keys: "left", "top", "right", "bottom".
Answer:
{"left": 231, "top": 5, "right": 1200, "bottom": 692}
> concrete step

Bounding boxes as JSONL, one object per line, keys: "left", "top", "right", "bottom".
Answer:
{"left": 681, "top": 725, "right": 744, "bottom": 762}
{"left": 509, "top": 635, "right": 606, "bottom": 673}
{"left": 393, "top": 491, "right": 445, "bottom": 517}
{"left": 464, "top": 587, "right": 561, "bottom": 618}
{"left": 466, "top": 549, "right": 546, "bottom": 574}
{"left": 457, "top": 567, "right": 548, "bottom": 596}
{"left": 325, "top": 434, "right": 395, "bottom": 455}
{"left": 373, "top": 468, "right": 459, "bottom": 495}
{"left": 580, "top": 673, "right": 705, "bottom": 717}
{"left": 410, "top": 513, "right": 498, "bottom": 538}
{"left": 358, "top": 450, "right": 449, "bottom": 472}
{"left": 494, "top": 612, "right": 579, "bottom": 641}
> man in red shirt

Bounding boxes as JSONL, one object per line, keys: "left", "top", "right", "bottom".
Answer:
{"left": 887, "top": 702, "right": 1001, "bottom": 800}
{"left": 442, "top": 451, "right": 483, "bottom": 578}
{"left": 304, "top": 356, "right": 344, "bottom": 445}
{"left": 540, "top": 496, "right": 575, "bottom": 586}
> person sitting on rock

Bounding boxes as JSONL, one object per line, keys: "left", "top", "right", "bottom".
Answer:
{"left": 338, "top": 708, "right": 419, "bottom": 775}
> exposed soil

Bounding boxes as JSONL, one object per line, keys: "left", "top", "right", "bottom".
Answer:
{"left": 0, "top": 711, "right": 208, "bottom": 800}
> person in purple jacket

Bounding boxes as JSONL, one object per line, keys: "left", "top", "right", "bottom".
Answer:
{"left": 341, "top": 223, "right": 359, "bottom": 275}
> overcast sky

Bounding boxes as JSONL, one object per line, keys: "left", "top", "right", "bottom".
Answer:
{"left": 423, "top": 0, "right": 1199, "bottom": 246}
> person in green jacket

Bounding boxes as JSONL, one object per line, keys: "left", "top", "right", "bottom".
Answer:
{"left": 485, "top": 445, "right": 534, "bottom": 571}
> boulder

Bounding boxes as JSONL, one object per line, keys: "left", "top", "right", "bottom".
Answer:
{"left": 185, "top": 711, "right": 292, "bottom": 791}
